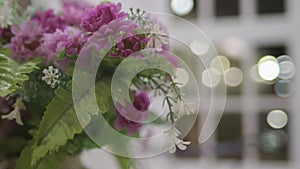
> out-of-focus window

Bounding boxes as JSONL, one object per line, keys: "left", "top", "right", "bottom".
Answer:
{"left": 215, "top": 0, "right": 240, "bottom": 17}
{"left": 217, "top": 113, "right": 243, "bottom": 159}
{"left": 256, "top": 45, "right": 287, "bottom": 94}
{"left": 257, "top": 0, "right": 286, "bottom": 14}
{"left": 258, "top": 110, "right": 289, "bottom": 161}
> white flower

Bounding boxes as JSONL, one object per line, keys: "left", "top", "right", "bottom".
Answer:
{"left": 164, "top": 127, "right": 191, "bottom": 153}
{"left": 0, "top": 1, "right": 13, "bottom": 28}
{"left": 42, "top": 66, "right": 61, "bottom": 88}
{"left": 1, "top": 98, "right": 26, "bottom": 126}
{"left": 147, "top": 24, "right": 169, "bottom": 52}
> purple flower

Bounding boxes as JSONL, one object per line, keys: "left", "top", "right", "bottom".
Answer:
{"left": 6, "top": 21, "right": 44, "bottom": 61}
{"left": 0, "top": 27, "right": 12, "bottom": 43}
{"left": 114, "top": 91, "right": 150, "bottom": 135}
{"left": 84, "top": 19, "right": 138, "bottom": 53}
{"left": 62, "top": 0, "right": 92, "bottom": 27}
{"left": 133, "top": 91, "right": 151, "bottom": 112}
{"left": 39, "top": 26, "right": 85, "bottom": 71}
{"left": 81, "top": 2, "right": 128, "bottom": 32}
{"left": 33, "top": 9, "right": 67, "bottom": 33}
{"left": 114, "top": 113, "right": 143, "bottom": 135}
{"left": 110, "top": 35, "right": 149, "bottom": 58}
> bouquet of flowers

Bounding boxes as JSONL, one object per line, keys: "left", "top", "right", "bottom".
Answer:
{"left": 0, "top": 0, "right": 195, "bottom": 168}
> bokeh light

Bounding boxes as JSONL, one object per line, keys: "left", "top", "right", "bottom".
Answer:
{"left": 224, "top": 67, "right": 243, "bottom": 87}
{"left": 267, "top": 110, "right": 288, "bottom": 129}
{"left": 250, "top": 65, "right": 264, "bottom": 83}
{"left": 210, "top": 55, "right": 231, "bottom": 75}
{"left": 275, "top": 80, "right": 293, "bottom": 98}
{"left": 190, "top": 39, "right": 210, "bottom": 55}
{"left": 260, "top": 130, "right": 288, "bottom": 153}
{"left": 258, "top": 55, "right": 280, "bottom": 81}
{"left": 170, "top": 0, "right": 194, "bottom": 16}
{"left": 220, "top": 37, "right": 247, "bottom": 58}
{"left": 174, "top": 68, "right": 189, "bottom": 87}
{"left": 277, "top": 55, "right": 296, "bottom": 80}
{"left": 202, "top": 68, "right": 221, "bottom": 88}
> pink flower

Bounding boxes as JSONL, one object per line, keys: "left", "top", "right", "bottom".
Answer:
{"left": 33, "top": 9, "right": 67, "bottom": 33}
{"left": 81, "top": 3, "right": 128, "bottom": 32}
{"left": 6, "top": 21, "right": 44, "bottom": 61}
{"left": 39, "top": 26, "right": 85, "bottom": 71}
{"left": 62, "top": 0, "right": 92, "bottom": 27}
{"left": 114, "top": 91, "right": 150, "bottom": 135}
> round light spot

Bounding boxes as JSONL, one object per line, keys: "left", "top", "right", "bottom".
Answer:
{"left": 174, "top": 68, "right": 189, "bottom": 87}
{"left": 278, "top": 58, "right": 296, "bottom": 80}
{"left": 277, "top": 55, "right": 293, "bottom": 63}
{"left": 170, "top": 0, "right": 194, "bottom": 16}
{"left": 258, "top": 55, "right": 280, "bottom": 81}
{"left": 220, "top": 37, "right": 247, "bottom": 58}
{"left": 274, "top": 80, "right": 293, "bottom": 98}
{"left": 202, "top": 68, "right": 221, "bottom": 88}
{"left": 250, "top": 65, "right": 264, "bottom": 83}
{"left": 210, "top": 55, "right": 231, "bottom": 74}
{"left": 260, "top": 131, "right": 288, "bottom": 153}
{"left": 190, "top": 39, "right": 210, "bottom": 55}
{"left": 224, "top": 67, "right": 243, "bottom": 87}
{"left": 267, "top": 110, "right": 288, "bottom": 129}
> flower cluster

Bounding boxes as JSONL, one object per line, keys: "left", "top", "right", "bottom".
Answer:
{"left": 81, "top": 2, "right": 127, "bottom": 32}
{"left": 0, "top": 1, "right": 192, "bottom": 166}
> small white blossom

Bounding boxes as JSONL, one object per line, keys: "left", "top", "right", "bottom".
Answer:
{"left": 42, "top": 66, "right": 61, "bottom": 88}
{"left": 147, "top": 24, "right": 169, "bottom": 52}
{"left": 0, "top": 1, "right": 13, "bottom": 28}
{"left": 1, "top": 98, "right": 26, "bottom": 126}
{"left": 164, "top": 127, "right": 191, "bottom": 153}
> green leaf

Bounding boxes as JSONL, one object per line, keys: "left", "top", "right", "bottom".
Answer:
{"left": 0, "top": 53, "right": 40, "bottom": 97}
{"left": 16, "top": 142, "right": 68, "bottom": 169}
{"left": 116, "top": 156, "right": 132, "bottom": 169}
{"left": 57, "top": 49, "right": 67, "bottom": 59}
{"left": 30, "top": 88, "right": 81, "bottom": 165}
{"left": 31, "top": 78, "right": 111, "bottom": 165}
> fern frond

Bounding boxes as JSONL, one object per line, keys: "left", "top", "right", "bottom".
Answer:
{"left": 0, "top": 53, "right": 40, "bottom": 97}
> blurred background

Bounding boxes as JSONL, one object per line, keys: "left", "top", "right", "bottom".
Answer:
{"left": 30, "top": 0, "right": 300, "bottom": 168}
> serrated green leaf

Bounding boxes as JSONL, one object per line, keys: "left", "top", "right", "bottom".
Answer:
{"left": 31, "top": 87, "right": 81, "bottom": 165}
{"left": 0, "top": 52, "right": 40, "bottom": 97}
{"left": 31, "top": 78, "right": 111, "bottom": 165}
{"left": 16, "top": 142, "right": 68, "bottom": 169}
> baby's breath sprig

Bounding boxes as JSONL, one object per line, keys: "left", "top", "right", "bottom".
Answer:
{"left": 128, "top": 8, "right": 152, "bottom": 30}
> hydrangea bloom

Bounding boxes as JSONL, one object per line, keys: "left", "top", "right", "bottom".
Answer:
{"left": 6, "top": 20, "right": 44, "bottom": 61}
{"left": 62, "top": 0, "right": 92, "bottom": 27}
{"left": 81, "top": 3, "right": 128, "bottom": 32}
{"left": 114, "top": 91, "right": 150, "bottom": 135}
{"left": 33, "top": 9, "right": 67, "bottom": 33}
{"left": 40, "top": 26, "right": 85, "bottom": 71}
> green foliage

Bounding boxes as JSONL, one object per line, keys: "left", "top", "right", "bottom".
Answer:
{"left": 29, "top": 77, "right": 111, "bottom": 165}
{"left": 16, "top": 142, "right": 68, "bottom": 169}
{"left": 0, "top": 52, "right": 40, "bottom": 97}
{"left": 16, "top": 133, "right": 98, "bottom": 169}
{"left": 116, "top": 156, "right": 132, "bottom": 169}
{"left": 30, "top": 87, "right": 81, "bottom": 165}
